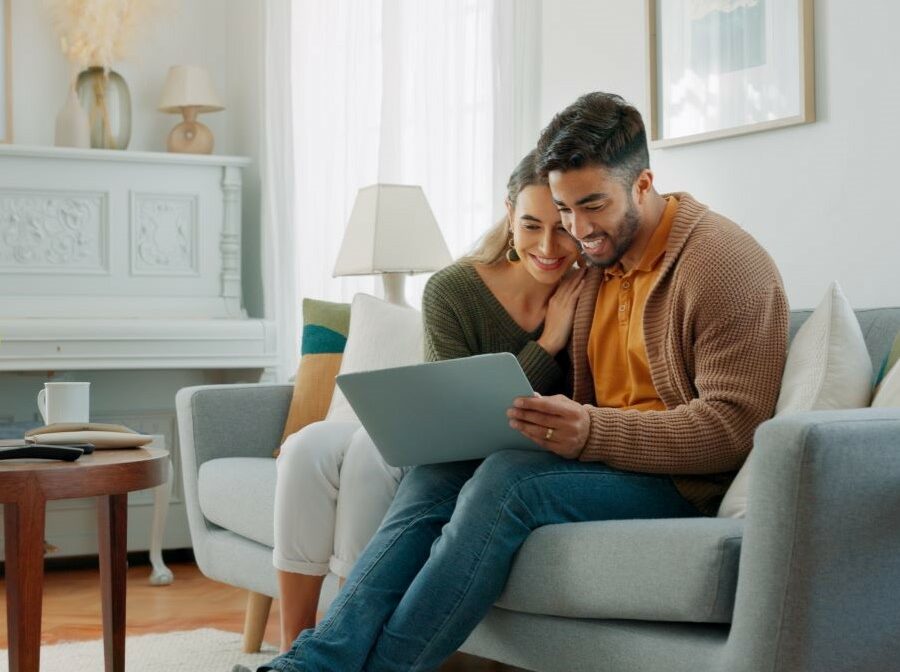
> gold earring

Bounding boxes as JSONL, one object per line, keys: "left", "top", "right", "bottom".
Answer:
{"left": 506, "top": 235, "right": 520, "bottom": 263}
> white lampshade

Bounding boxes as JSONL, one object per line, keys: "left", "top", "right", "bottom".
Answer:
{"left": 333, "top": 184, "right": 452, "bottom": 276}
{"left": 158, "top": 65, "right": 224, "bottom": 114}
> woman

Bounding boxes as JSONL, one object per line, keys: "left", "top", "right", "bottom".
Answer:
{"left": 268, "top": 148, "right": 584, "bottom": 655}
{"left": 424, "top": 149, "right": 585, "bottom": 376}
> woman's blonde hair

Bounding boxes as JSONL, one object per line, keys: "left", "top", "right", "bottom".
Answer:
{"left": 462, "top": 149, "right": 546, "bottom": 266}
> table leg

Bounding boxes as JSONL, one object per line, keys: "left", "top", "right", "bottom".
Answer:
{"left": 97, "top": 493, "right": 128, "bottom": 672}
{"left": 148, "top": 458, "right": 174, "bottom": 585}
{"left": 3, "top": 489, "right": 47, "bottom": 672}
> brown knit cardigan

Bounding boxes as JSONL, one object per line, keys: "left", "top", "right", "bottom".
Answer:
{"left": 570, "top": 193, "right": 790, "bottom": 514}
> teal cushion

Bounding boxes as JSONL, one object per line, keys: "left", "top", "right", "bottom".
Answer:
{"left": 300, "top": 298, "right": 351, "bottom": 355}
{"left": 279, "top": 298, "right": 353, "bottom": 448}
{"left": 875, "top": 331, "right": 900, "bottom": 387}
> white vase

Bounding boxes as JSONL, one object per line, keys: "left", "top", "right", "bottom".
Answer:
{"left": 54, "top": 89, "right": 91, "bottom": 148}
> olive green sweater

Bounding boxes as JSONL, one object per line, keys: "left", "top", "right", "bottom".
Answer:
{"left": 422, "top": 262, "right": 565, "bottom": 395}
{"left": 571, "top": 193, "right": 789, "bottom": 514}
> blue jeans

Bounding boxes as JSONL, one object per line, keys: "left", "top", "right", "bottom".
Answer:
{"left": 266, "top": 449, "right": 701, "bottom": 672}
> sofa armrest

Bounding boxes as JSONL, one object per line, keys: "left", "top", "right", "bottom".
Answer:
{"left": 726, "top": 407, "right": 900, "bottom": 672}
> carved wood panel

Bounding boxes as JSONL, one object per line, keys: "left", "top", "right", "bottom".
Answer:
{"left": 0, "top": 189, "right": 108, "bottom": 273}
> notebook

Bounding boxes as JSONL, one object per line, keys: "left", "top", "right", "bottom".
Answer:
{"left": 335, "top": 352, "right": 542, "bottom": 466}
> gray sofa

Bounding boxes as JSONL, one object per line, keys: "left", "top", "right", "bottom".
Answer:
{"left": 175, "top": 308, "right": 900, "bottom": 671}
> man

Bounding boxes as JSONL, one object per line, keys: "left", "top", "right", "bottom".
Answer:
{"left": 509, "top": 91, "right": 790, "bottom": 515}
{"left": 245, "top": 92, "right": 788, "bottom": 672}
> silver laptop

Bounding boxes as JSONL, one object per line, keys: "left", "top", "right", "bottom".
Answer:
{"left": 335, "top": 352, "right": 542, "bottom": 467}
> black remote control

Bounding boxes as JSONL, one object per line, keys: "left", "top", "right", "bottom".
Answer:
{"left": 53, "top": 442, "right": 96, "bottom": 454}
{"left": 0, "top": 445, "right": 85, "bottom": 461}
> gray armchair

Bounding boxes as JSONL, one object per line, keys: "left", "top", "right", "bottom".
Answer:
{"left": 176, "top": 308, "right": 900, "bottom": 669}
{"left": 176, "top": 383, "right": 291, "bottom": 651}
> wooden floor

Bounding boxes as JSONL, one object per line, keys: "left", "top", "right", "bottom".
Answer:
{"left": 0, "top": 558, "right": 522, "bottom": 671}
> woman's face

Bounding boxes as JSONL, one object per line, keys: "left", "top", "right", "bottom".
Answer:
{"left": 508, "top": 184, "right": 580, "bottom": 285}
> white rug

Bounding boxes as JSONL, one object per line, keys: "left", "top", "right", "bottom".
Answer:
{"left": 0, "top": 628, "right": 278, "bottom": 672}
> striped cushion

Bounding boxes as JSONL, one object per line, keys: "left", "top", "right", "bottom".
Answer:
{"left": 875, "top": 331, "right": 900, "bottom": 388}
{"left": 872, "top": 331, "right": 900, "bottom": 407}
{"left": 276, "top": 299, "right": 351, "bottom": 455}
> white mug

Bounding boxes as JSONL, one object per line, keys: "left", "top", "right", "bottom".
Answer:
{"left": 37, "top": 382, "right": 91, "bottom": 425}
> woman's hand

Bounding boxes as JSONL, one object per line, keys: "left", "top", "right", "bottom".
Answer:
{"left": 537, "top": 266, "right": 587, "bottom": 356}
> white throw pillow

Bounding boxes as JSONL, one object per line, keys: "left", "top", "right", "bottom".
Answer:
{"left": 718, "top": 282, "right": 873, "bottom": 518}
{"left": 325, "top": 293, "right": 424, "bottom": 424}
{"left": 871, "top": 360, "right": 900, "bottom": 407}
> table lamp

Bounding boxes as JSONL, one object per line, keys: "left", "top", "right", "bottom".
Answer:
{"left": 158, "top": 65, "right": 224, "bottom": 154}
{"left": 333, "top": 184, "right": 453, "bottom": 307}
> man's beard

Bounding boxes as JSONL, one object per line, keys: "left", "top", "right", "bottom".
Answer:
{"left": 581, "top": 203, "right": 641, "bottom": 269}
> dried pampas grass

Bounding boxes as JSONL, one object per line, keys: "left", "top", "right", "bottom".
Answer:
{"left": 47, "top": 0, "right": 172, "bottom": 69}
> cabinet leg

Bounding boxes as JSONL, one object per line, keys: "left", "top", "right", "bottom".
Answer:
{"left": 149, "top": 458, "right": 174, "bottom": 586}
{"left": 3, "top": 491, "right": 47, "bottom": 672}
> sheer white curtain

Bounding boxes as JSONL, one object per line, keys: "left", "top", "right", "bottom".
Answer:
{"left": 262, "top": 0, "right": 540, "bottom": 380}
{"left": 261, "top": 0, "right": 299, "bottom": 382}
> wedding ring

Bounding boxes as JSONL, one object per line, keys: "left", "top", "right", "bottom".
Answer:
{"left": 545, "top": 427, "right": 554, "bottom": 441}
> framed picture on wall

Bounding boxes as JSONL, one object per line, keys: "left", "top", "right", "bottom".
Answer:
{"left": 0, "top": 0, "right": 10, "bottom": 143}
{"left": 646, "top": 0, "right": 815, "bottom": 148}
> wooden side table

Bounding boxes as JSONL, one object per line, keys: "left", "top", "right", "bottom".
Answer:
{"left": 0, "top": 447, "right": 169, "bottom": 672}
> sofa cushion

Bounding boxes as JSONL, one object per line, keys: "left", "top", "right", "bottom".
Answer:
{"left": 719, "top": 282, "right": 873, "bottom": 518}
{"left": 198, "top": 457, "right": 277, "bottom": 548}
{"left": 495, "top": 518, "right": 743, "bottom": 624}
{"left": 872, "top": 354, "right": 900, "bottom": 407}
{"left": 775, "top": 281, "right": 873, "bottom": 415}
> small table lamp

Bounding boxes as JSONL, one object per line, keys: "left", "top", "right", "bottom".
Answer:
{"left": 158, "top": 65, "right": 224, "bottom": 154}
{"left": 333, "top": 184, "right": 453, "bottom": 307}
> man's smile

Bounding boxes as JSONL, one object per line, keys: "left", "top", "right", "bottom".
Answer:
{"left": 581, "top": 235, "right": 610, "bottom": 254}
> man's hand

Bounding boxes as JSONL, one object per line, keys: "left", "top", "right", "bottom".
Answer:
{"left": 507, "top": 394, "right": 591, "bottom": 459}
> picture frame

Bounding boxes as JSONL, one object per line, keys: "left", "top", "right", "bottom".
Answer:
{"left": 646, "top": 0, "right": 814, "bottom": 148}
{"left": 0, "top": 0, "right": 10, "bottom": 144}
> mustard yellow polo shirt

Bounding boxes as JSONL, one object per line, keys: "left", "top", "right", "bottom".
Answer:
{"left": 587, "top": 196, "right": 678, "bottom": 411}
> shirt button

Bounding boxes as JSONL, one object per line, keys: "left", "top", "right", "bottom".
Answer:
{"left": 619, "top": 304, "right": 627, "bottom": 312}
{"left": 622, "top": 281, "right": 631, "bottom": 289}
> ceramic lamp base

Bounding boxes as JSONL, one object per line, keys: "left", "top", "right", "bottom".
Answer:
{"left": 381, "top": 272, "right": 412, "bottom": 307}
{"left": 167, "top": 118, "right": 214, "bottom": 154}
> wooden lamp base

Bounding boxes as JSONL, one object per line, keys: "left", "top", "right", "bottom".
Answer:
{"left": 167, "top": 107, "right": 214, "bottom": 154}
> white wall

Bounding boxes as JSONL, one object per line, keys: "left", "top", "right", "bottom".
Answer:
{"left": 540, "top": 0, "right": 900, "bottom": 310}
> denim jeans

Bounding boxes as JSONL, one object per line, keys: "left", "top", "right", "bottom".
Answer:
{"left": 265, "top": 449, "right": 701, "bottom": 672}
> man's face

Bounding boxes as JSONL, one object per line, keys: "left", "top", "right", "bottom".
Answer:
{"left": 548, "top": 165, "right": 640, "bottom": 268}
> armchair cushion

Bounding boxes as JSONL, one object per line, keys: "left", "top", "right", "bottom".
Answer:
{"left": 278, "top": 298, "right": 352, "bottom": 455}
{"left": 326, "top": 293, "right": 424, "bottom": 423}
{"left": 198, "top": 457, "right": 277, "bottom": 548}
{"left": 495, "top": 517, "right": 743, "bottom": 624}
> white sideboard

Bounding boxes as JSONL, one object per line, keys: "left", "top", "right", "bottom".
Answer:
{"left": 0, "top": 145, "right": 277, "bottom": 562}
{"left": 0, "top": 144, "right": 276, "bottom": 370}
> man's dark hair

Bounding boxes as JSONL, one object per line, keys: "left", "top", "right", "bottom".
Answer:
{"left": 537, "top": 92, "right": 649, "bottom": 187}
